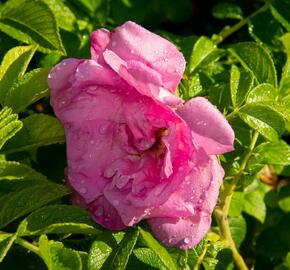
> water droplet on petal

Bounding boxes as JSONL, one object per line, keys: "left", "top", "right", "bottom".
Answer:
{"left": 184, "top": 238, "right": 190, "bottom": 244}
{"left": 48, "top": 73, "right": 52, "bottom": 79}
{"left": 164, "top": 58, "right": 168, "bottom": 62}
{"left": 94, "top": 206, "right": 103, "bottom": 216}
{"left": 154, "top": 50, "right": 159, "bottom": 54}
{"left": 113, "top": 200, "right": 119, "bottom": 206}
{"left": 99, "top": 125, "right": 107, "bottom": 135}
{"left": 164, "top": 50, "right": 168, "bottom": 54}
{"left": 130, "top": 49, "right": 135, "bottom": 54}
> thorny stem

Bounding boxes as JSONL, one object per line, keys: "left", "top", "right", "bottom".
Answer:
{"left": 214, "top": 3, "right": 269, "bottom": 45}
{"left": 214, "top": 131, "right": 259, "bottom": 270}
{"left": 15, "top": 237, "right": 40, "bottom": 256}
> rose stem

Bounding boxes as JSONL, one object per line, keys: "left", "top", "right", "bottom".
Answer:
{"left": 214, "top": 131, "right": 259, "bottom": 270}
{"left": 15, "top": 237, "right": 41, "bottom": 256}
{"left": 214, "top": 3, "right": 269, "bottom": 45}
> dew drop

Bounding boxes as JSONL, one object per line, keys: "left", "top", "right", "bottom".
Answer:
{"left": 184, "top": 238, "right": 190, "bottom": 244}
{"left": 130, "top": 49, "right": 135, "bottom": 54}
{"left": 164, "top": 50, "right": 168, "bottom": 54}
{"left": 154, "top": 50, "right": 159, "bottom": 54}
{"left": 175, "top": 69, "right": 180, "bottom": 73}
{"left": 48, "top": 73, "right": 52, "bottom": 79}
{"left": 113, "top": 200, "right": 119, "bottom": 206}
{"left": 99, "top": 125, "right": 107, "bottom": 135}
{"left": 94, "top": 206, "right": 104, "bottom": 216}
{"left": 80, "top": 187, "right": 87, "bottom": 194}
{"left": 164, "top": 58, "right": 168, "bottom": 62}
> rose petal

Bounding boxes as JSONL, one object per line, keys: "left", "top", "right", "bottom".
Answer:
{"left": 89, "top": 196, "right": 126, "bottom": 230}
{"left": 48, "top": 58, "right": 82, "bottom": 93}
{"left": 177, "top": 97, "right": 235, "bottom": 155}
{"left": 148, "top": 156, "right": 224, "bottom": 249}
{"left": 107, "top": 21, "right": 185, "bottom": 92}
{"left": 148, "top": 214, "right": 211, "bottom": 249}
{"left": 91, "top": 29, "right": 111, "bottom": 61}
{"left": 103, "top": 49, "right": 182, "bottom": 106}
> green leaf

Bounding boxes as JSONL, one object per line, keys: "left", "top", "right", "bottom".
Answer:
{"left": 0, "top": 0, "right": 65, "bottom": 54}
{"left": 230, "top": 65, "right": 253, "bottom": 107}
{"left": 212, "top": 2, "right": 243, "bottom": 20}
{"left": 246, "top": 83, "right": 278, "bottom": 104}
{"left": 104, "top": 229, "right": 139, "bottom": 270}
{"left": 280, "top": 59, "right": 290, "bottom": 99}
{"left": 187, "top": 240, "right": 206, "bottom": 268}
{"left": 188, "top": 73, "right": 203, "bottom": 98}
{"left": 0, "top": 107, "right": 22, "bottom": 149}
{"left": 0, "top": 233, "right": 16, "bottom": 263}
{"left": 278, "top": 186, "right": 290, "bottom": 213}
{"left": 202, "top": 257, "right": 219, "bottom": 270}
{"left": 285, "top": 252, "right": 290, "bottom": 269}
{"left": 248, "top": 10, "right": 284, "bottom": 51}
{"left": 138, "top": 227, "right": 178, "bottom": 270}
{"left": 133, "top": 248, "right": 167, "bottom": 270}
{"left": 87, "top": 233, "right": 115, "bottom": 270}
{"left": 228, "top": 192, "right": 245, "bottom": 217}
{"left": 229, "top": 42, "right": 277, "bottom": 87}
{"left": 279, "top": 196, "right": 290, "bottom": 213}
{"left": 1, "top": 114, "right": 65, "bottom": 154}
{"left": 189, "top": 36, "right": 225, "bottom": 74}
{"left": 0, "top": 45, "right": 36, "bottom": 103}
{"left": 39, "top": 234, "right": 82, "bottom": 270}
{"left": 0, "top": 160, "right": 47, "bottom": 196}
{"left": 88, "top": 229, "right": 139, "bottom": 270}
{"left": 0, "top": 183, "right": 70, "bottom": 229}
{"left": 250, "top": 140, "right": 290, "bottom": 166}
{"left": 270, "top": 0, "right": 290, "bottom": 31}
{"left": 17, "top": 205, "right": 101, "bottom": 236}
{"left": 229, "top": 215, "right": 247, "bottom": 248}
{"left": 41, "top": 0, "right": 77, "bottom": 32}
{"left": 239, "top": 104, "right": 285, "bottom": 141}
{"left": 3, "top": 67, "right": 50, "bottom": 113}
{"left": 0, "top": 160, "right": 46, "bottom": 181}
{"left": 243, "top": 183, "right": 270, "bottom": 223}
{"left": 281, "top": 32, "right": 290, "bottom": 55}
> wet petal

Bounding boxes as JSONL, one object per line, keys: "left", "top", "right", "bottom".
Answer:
{"left": 103, "top": 49, "right": 182, "bottom": 106}
{"left": 89, "top": 196, "right": 126, "bottom": 230}
{"left": 177, "top": 97, "right": 235, "bottom": 154}
{"left": 148, "top": 156, "right": 224, "bottom": 249}
{"left": 48, "top": 58, "right": 82, "bottom": 93}
{"left": 91, "top": 29, "right": 111, "bottom": 61}
{"left": 108, "top": 21, "right": 185, "bottom": 92}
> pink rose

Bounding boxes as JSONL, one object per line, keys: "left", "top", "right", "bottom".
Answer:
{"left": 48, "top": 21, "right": 234, "bottom": 249}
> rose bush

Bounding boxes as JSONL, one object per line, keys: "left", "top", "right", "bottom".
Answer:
{"left": 48, "top": 21, "right": 234, "bottom": 249}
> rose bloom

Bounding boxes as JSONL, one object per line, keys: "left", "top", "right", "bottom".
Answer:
{"left": 48, "top": 21, "right": 234, "bottom": 249}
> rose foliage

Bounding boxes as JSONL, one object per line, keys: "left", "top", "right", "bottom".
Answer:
{"left": 0, "top": 0, "right": 290, "bottom": 269}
